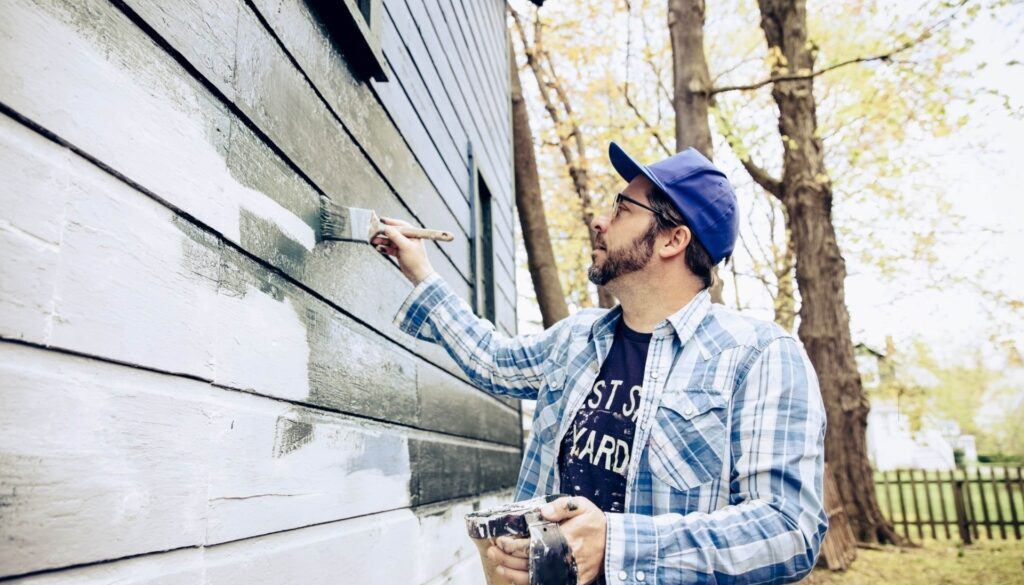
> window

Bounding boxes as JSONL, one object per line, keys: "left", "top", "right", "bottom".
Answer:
{"left": 311, "top": 0, "right": 389, "bottom": 82}
{"left": 470, "top": 147, "right": 496, "bottom": 323}
{"left": 356, "top": 0, "right": 372, "bottom": 22}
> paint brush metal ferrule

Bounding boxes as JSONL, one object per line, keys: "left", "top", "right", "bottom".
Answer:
{"left": 320, "top": 197, "right": 454, "bottom": 244}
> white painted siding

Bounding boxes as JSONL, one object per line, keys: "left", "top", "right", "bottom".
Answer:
{"left": 0, "top": 0, "right": 518, "bottom": 580}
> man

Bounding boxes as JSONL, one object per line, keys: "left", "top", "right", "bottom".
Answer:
{"left": 372, "top": 143, "right": 828, "bottom": 585}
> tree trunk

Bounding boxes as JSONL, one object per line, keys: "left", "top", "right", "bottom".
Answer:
{"left": 668, "top": 0, "right": 724, "bottom": 304}
{"left": 756, "top": 0, "right": 901, "bottom": 544}
{"left": 510, "top": 37, "right": 570, "bottom": 329}
{"left": 774, "top": 210, "right": 797, "bottom": 331}
{"left": 668, "top": 0, "right": 714, "bottom": 159}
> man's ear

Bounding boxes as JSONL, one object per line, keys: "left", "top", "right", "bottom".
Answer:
{"left": 658, "top": 225, "right": 691, "bottom": 259}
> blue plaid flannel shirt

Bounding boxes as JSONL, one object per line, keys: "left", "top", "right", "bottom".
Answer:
{"left": 396, "top": 273, "right": 828, "bottom": 584}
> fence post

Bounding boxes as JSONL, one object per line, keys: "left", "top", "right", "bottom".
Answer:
{"left": 990, "top": 466, "right": 1007, "bottom": 539}
{"left": 909, "top": 469, "right": 924, "bottom": 540}
{"left": 881, "top": 470, "right": 893, "bottom": 528}
{"left": 963, "top": 468, "right": 979, "bottom": 540}
{"left": 1007, "top": 466, "right": 1020, "bottom": 540}
{"left": 976, "top": 467, "right": 993, "bottom": 539}
{"left": 896, "top": 469, "right": 910, "bottom": 540}
{"left": 923, "top": 470, "right": 938, "bottom": 539}
{"left": 953, "top": 478, "right": 973, "bottom": 545}
{"left": 937, "top": 469, "right": 952, "bottom": 539}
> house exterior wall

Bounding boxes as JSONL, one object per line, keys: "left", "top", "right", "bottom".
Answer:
{"left": 866, "top": 401, "right": 957, "bottom": 471}
{"left": 0, "top": 0, "right": 519, "bottom": 582}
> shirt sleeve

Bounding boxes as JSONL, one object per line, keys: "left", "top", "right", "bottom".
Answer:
{"left": 603, "top": 336, "right": 829, "bottom": 584}
{"left": 393, "top": 272, "right": 570, "bottom": 400}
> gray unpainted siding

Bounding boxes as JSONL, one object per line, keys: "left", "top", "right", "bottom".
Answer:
{"left": 0, "top": 0, "right": 521, "bottom": 582}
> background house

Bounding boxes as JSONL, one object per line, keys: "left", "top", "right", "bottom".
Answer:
{"left": 0, "top": 0, "right": 521, "bottom": 582}
{"left": 865, "top": 401, "right": 963, "bottom": 471}
{"left": 857, "top": 343, "right": 974, "bottom": 471}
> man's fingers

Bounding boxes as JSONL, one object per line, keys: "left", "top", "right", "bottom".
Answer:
{"left": 379, "top": 216, "right": 413, "bottom": 228}
{"left": 487, "top": 546, "right": 528, "bottom": 571}
{"left": 540, "top": 496, "right": 589, "bottom": 522}
{"left": 496, "top": 566, "right": 529, "bottom": 585}
{"left": 491, "top": 540, "right": 529, "bottom": 585}
{"left": 379, "top": 224, "right": 415, "bottom": 248}
{"left": 495, "top": 536, "right": 530, "bottom": 558}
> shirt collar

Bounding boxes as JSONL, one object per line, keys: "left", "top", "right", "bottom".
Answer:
{"left": 665, "top": 289, "right": 712, "bottom": 353}
{"left": 588, "top": 289, "right": 712, "bottom": 353}
{"left": 589, "top": 304, "right": 623, "bottom": 344}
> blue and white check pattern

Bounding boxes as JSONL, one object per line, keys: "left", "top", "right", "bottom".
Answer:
{"left": 396, "top": 273, "right": 828, "bottom": 584}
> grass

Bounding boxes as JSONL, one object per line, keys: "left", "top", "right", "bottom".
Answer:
{"left": 801, "top": 539, "right": 1024, "bottom": 585}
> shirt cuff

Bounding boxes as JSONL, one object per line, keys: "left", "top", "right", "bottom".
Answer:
{"left": 604, "top": 512, "right": 658, "bottom": 584}
{"left": 393, "top": 272, "right": 450, "bottom": 338}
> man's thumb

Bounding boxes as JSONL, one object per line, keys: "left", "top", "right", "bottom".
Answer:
{"left": 540, "top": 496, "right": 585, "bottom": 522}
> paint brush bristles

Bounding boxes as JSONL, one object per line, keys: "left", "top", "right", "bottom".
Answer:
{"left": 319, "top": 196, "right": 454, "bottom": 243}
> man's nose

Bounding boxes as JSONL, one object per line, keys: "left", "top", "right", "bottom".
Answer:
{"left": 591, "top": 213, "right": 608, "bottom": 234}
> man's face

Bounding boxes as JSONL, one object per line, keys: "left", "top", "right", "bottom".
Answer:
{"left": 588, "top": 176, "right": 660, "bottom": 287}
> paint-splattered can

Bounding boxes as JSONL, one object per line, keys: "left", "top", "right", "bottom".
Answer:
{"left": 464, "top": 494, "right": 578, "bottom": 585}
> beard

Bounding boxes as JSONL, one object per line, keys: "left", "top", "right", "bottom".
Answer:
{"left": 588, "top": 222, "right": 658, "bottom": 286}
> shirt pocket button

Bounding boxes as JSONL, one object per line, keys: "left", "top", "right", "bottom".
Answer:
{"left": 549, "top": 368, "right": 565, "bottom": 389}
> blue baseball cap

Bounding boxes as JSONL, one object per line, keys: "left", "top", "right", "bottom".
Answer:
{"left": 608, "top": 142, "right": 738, "bottom": 265}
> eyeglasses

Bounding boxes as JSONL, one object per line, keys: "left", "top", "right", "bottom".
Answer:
{"left": 612, "top": 193, "right": 666, "bottom": 220}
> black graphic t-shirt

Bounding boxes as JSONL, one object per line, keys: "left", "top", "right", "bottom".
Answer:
{"left": 558, "top": 319, "right": 651, "bottom": 514}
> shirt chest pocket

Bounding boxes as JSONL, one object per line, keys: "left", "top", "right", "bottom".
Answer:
{"left": 647, "top": 388, "right": 729, "bottom": 491}
{"left": 532, "top": 366, "right": 568, "bottom": 444}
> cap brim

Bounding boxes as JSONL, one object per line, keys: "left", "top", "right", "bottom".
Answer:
{"left": 608, "top": 142, "right": 670, "bottom": 196}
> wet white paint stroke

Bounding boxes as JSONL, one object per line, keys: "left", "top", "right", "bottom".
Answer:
{"left": 236, "top": 185, "right": 316, "bottom": 251}
{"left": 213, "top": 283, "right": 311, "bottom": 401}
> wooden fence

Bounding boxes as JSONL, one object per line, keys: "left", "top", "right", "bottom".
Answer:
{"left": 874, "top": 466, "right": 1024, "bottom": 543}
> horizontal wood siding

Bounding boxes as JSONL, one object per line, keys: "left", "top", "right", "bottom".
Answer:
{"left": 0, "top": 0, "right": 520, "bottom": 580}
{"left": 385, "top": 0, "right": 518, "bottom": 314}
{"left": 4, "top": 492, "right": 514, "bottom": 584}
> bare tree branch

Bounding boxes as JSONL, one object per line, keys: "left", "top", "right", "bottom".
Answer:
{"left": 713, "top": 107, "right": 784, "bottom": 199}
{"left": 709, "top": 0, "right": 971, "bottom": 96}
{"left": 622, "top": 84, "right": 674, "bottom": 157}
{"left": 739, "top": 158, "right": 784, "bottom": 199}
{"left": 620, "top": 0, "right": 673, "bottom": 156}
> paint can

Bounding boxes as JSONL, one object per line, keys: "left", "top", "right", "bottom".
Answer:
{"left": 464, "top": 494, "right": 578, "bottom": 585}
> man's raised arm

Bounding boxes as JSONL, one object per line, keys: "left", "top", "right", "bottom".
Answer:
{"left": 378, "top": 217, "right": 569, "bottom": 400}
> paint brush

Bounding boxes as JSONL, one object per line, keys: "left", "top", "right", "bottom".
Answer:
{"left": 319, "top": 197, "right": 454, "bottom": 244}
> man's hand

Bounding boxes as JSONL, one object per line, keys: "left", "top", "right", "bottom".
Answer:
{"left": 486, "top": 496, "right": 607, "bottom": 585}
{"left": 369, "top": 217, "right": 436, "bottom": 285}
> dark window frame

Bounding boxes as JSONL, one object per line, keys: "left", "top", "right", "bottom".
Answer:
{"left": 311, "top": 0, "right": 389, "bottom": 82}
{"left": 468, "top": 144, "right": 496, "bottom": 323}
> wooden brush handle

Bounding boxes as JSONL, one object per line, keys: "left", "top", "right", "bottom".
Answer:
{"left": 399, "top": 227, "right": 455, "bottom": 242}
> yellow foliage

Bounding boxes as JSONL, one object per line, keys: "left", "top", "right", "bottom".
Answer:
{"left": 509, "top": 0, "right": 1016, "bottom": 322}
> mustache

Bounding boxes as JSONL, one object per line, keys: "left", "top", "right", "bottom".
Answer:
{"left": 594, "top": 235, "right": 606, "bottom": 250}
